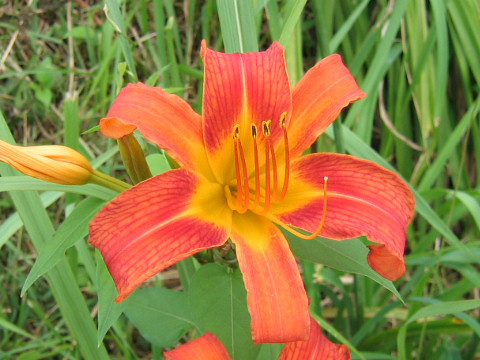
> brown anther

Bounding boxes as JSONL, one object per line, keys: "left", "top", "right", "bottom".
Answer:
{"left": 232, "top": 124, "right": 240, "bottom": 139}
{"left": 251, "top": 124, "right": 257, "bottom": 139}
{"left": 262, "top": 120, "right": 271, "bottom": 136}
{"left": 279, "top": 111, "right": 287, "bottom": 128}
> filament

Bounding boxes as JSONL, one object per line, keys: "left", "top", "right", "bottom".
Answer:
{"left": 237, "top": 138, "right": 249, "bottom": 213}
{"left": 252, "top": 124, "right": 261, "bottom": 206}
{"left": 269, "top": 139, "right": 278, "bottom": 202}
{"left": 233, "top": 133, "right": 243, "bottom": 210}
{"left": 261, "top": 120, "right": 272, "bottom": 214}
{"left": 279, "top": 113, "right": 290, "bottom": 201}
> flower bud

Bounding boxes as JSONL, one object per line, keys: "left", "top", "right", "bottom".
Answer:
{"left": 0, "top": 139, "right": 93, "bottom": 185}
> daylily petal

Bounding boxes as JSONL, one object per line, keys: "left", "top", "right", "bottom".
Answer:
{"left": 278, "top": 317, "right": 350, "bottom": 360}
{"left": 100, "top": 83, "right": 214, "bottom": 179}
{"left": 201, "top": 41, "right": 292, "bottom": 183}
{"left": 288, "top": 55, "right": 365, "bottom": 158}
{"left": 270, "top": 153, "right": 415, "bottom": 281}
{"left": 164, "top": 332, "right": 231, "bottom": 360}
{"left": 89, "top": 168, "right": 232, "bottom": 301}
{"left": 230, "top": 212, "right": 309, "bottom": 343}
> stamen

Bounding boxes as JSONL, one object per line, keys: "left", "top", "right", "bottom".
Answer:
{"left": 261, "top": 120, "right": 271, "bottom": 214}
{"left": 279, "top": 112, "right": 290, "bottom": 201}
{"left": 267, "top": 176, "right": 328, "bottom": 239}
{"left": 237, "top": 138, "right": 249, "bottom": 213}
{"left": 269, "top": 139, "right": 278, "bottom": 201}
{"left": 232, "top": 125, "right": 242, "bottom": 210}
{"left": 251, "top": 124, "right": 260, "bottom": 206}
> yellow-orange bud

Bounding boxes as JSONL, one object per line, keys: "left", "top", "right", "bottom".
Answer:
{"left": 0, "top": 139, "right": 93, "bottom": 185}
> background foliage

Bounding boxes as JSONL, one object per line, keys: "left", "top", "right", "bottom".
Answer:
{"left": 0, "top": 0, "right": 479, "bottom": 359}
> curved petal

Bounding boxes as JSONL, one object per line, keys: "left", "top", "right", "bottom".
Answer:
{"left": 278, "top": 317, "right": 350, "bottom": 360}
{"left": 89, "top": 169, "right": 232, "bottom": 301}
{"left": 164, "top": 332, "right": 231, "bottom": 360}
{"left": 201, "top": 41, "right": 292, "bottom": 183}
{"left": 288, "top": 55, "right": 365, "bottom": 158}
{"left": 270, "top": 153, "right": 415, "bottom": 281}
{"left": 100, "top": 83, "right": 214, "bottom": 179}
{"left": 230, "top": 212, "right": 309, "bottom": 343}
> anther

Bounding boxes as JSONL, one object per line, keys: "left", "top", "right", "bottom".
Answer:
{"left": 279, "top": 111, "right": 287, "bottom": 128}
{"left": 232, "top": 124, "right": 240, "bottom": 139}
{"left": 251, "top": 124, "right": 257, "bottom": 139}
{"left": 262, "top": 120, "right": 271, "bottom": 136}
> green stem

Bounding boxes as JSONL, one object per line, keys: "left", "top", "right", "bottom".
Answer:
{"left": 90, "top": 170, "right": 131, "bottom": 193}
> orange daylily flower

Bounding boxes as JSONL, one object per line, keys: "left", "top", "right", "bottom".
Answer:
{"left": 164, "top": 317, "right": 350, "bottom": 360}
{"left": 89, "top": 41, "right": 414, "bottom": 343}
{"left": 0, "top": 139, "right": 93, "bottom": 185}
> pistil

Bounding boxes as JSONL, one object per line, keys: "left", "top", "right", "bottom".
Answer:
{"left": 267, "top": 176, "right": 329, "bottom": 240}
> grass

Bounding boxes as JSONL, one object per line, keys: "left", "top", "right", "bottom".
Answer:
{"left": 0, "top": 0, "right": 479, "bottom": 359}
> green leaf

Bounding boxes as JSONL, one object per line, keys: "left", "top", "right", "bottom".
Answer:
{"left": 0, "top": 176, "right": 117, "bottom": 201}
{"left": 287, "top": 235, "right": 402, "bottom": 300}
{"left": 95, "top": 251, "right": 126, "bottom": 345}
{"left": 0, "top": 191, "right": 61, "bottom": 250}
{"left": 417, "top": 100, "right": 478, "bottom": 192}
{"left": 146, "top": 153, "right": 171, "bottom": 176}
{"left": 21, "top": 197, "right": 104, "bottom": 295}
{"left": 216, "top": 0, "right": 258, "bottom": 53}
{"left": 124, "top": 288, "right": 195, "bottom": 347}
{"left": 398, "top": 299, "right": 480, "bottom": 360}
{"left": 103, "top": 0, "right": 138, "bottom": 79}
{"left": 278, "top": 0, "right": 308, "bottom": 46}
{"left": 188, "top": 263, "right": 260, "bottom": 360}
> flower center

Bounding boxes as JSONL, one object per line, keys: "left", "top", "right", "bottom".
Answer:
{"left": 226, "top": 112, "right": 329, "bottom": 240}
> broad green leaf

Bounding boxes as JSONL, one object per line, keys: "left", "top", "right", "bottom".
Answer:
{"left": 256, "top": 343, "right": 283, "bottom": 360}
{"left": 188, "top": 263, "right": 260, "bottom": 360}
{"left": 124, "top": 288, "right": 195, "bottom": 347}
{"left": 146, "top": 153, "right": 171, "bottom": 176}
{"left": 96, "top": 251, "right": 126, "bottom": 345}
{"left": 21, "top": 197, "right": 104, "bottom": 295}
{"left": 287, "top": 235, "right": 401, "bottom": 300}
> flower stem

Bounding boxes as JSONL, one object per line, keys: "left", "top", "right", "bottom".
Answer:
{"left": 90, "top": 170, "right": 131, "bottom": 193}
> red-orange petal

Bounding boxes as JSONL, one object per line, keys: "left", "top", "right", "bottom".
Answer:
{"left": 201, "top": 41, "right": 292, "bottom": 183}
{"left": 164, "top": 332, "right": 231, "bottom": 360}
{"left": 278, "top": 317, "right": 351, "bottom": 360}
{"left": 230, "top": 212, "right": 309, "bottom": 343}
{"left": 89, "top": 169, "right": 231, "bottom": 301}
{"left": 100, "top": 83, "right": 214, "bottom": 179}
{"left": 271, "top": 153, "right": 415, "bottom": 281}
{"left": 288, "top": 55, "right": 365, "bottom": 158}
